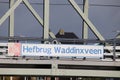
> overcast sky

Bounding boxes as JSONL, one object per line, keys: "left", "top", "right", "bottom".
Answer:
{"left": 0, "top": 0, "right": 120, "bottom": 39}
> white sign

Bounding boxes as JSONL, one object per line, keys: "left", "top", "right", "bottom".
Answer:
{"left": 21, "top": 44, "right": 104, "bottom": 58}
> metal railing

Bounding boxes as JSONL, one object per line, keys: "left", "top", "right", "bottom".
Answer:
{"left": 0, "top": 36, "right": 120, "bottom": 61}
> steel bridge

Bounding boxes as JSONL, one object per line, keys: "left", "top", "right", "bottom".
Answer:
{"left": 0, "top": 0, "right": 120, "bottom": 79}
{"left": 0, "top": 38, "right": 120, "bottom": 78}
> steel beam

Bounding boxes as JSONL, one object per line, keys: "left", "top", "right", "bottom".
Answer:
{"left": 83, "top": 0, "right": 89, "bottom": 39}
{"left": 0, "top": 59, "right": 120, "bottom": 67}
{"left": 49, "top": 31, "right": 56, "bottom": 39}
{"left": 116, "top": 33, "right": 120, "bottom": 39}
{"left": 9, "top": 0, "right": 15, "bottom": 37}
{"left": 23, "top": 0, "right": 56, "bottom": 39}
{"left": 23, "top": 0, "right": 43, "bottom": 26}
{"left": 56, "top": 69, "right": 120, "bottom": 78}
{"left": 0, "top": 68, "right": 120, "bottom": 78}
{"left": 0, "top": 68, "right": 51, "bottom": 76}
{"left": 0, "top": 59, "right": 120, "bottom": 77}
{"left": 0, "top": 0, "right": 22, "bottom": 26}
{"left": 68, "top": 0, "right": 105, "bottom": 40}
{"left": 0, "top": 0, "right": 55, "bottom": 39}
{"left": 43, "top": 0, "right": 50, "bottom": 39}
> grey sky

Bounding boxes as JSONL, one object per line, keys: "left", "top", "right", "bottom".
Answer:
{"left": 0, "top": 0, "right": 120, "bottom": 39}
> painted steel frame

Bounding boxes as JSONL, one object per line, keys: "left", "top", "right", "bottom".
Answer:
{"left": 83, "top": 0, "right": 89, "bottom": 39}
{"left": 0, "top": 0, "right": 55, "bottom": 39}
{"left": 9, "top": 0, "right": 15, "bottom": 37}
{"left": 0, "top": 68, "right": 120, "bottom": 78}
{"left": 68, "top": 0, "right": 104, "bottom": 40}
{"left": 0, "top": 59, "right": 120, "bottom": 77}
{"left": 0, "top": 0, "right": 111, "bottom": 77}
{"left": 43, "top": 0, "right": 49, "bottom": 39}
{"left": 0, "top": 0, "right": 104, "bottom": 40}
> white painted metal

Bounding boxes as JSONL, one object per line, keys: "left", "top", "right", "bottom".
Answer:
{"left": 104, "top": 46, "right": 120, "bottom": 50}
{"left": 0, "top": 68, "right": 51, "bottom": 76}
{"left": 9, "top": 0, "right": 15, "bottom": 37}
{"left": 43, "top": 0, "right": 50, "bottom": 39}
{"left": 0, "top": 68, "right": 120, "bottom": 78}
{"left": 104, "top": 53, "right": 120, "bottom": 56}
{"left": 0, "top": 0, "right": 119, "bottom": 78}
{"left": 23, "top": 0, "right": 43, "bottom": 26}
{"left": 83, "top": 0, "right": 89, "bottom": 39}
{"left": 116, "top": 35, "right": 120, "bottom": 39}
{"left": 0, "top": 0, "right": 56, "bottom": 38}
{"left": 0, "top": 0, "right": 22, "bottom": 26}
{"left": 55, "top": 69, "right": 120, "bottom": 78}
{"left": 0, "top": 49, "right": 7, "bottom": 53}
{"left": 49, "top": 31, "right": 56, "bottom": 39}
{"left": 23, "top": 0, "right": 56, "bottom": 38}
{"left": 68, "top": 0, "right": 105, "bottom": 40}
{"left": 0, "top": 43, "right": 7, "bottom": 46}
{"left": 0, "top": 59, "right": 120, "bottom": 66}
{"left": 0, "top": 58, "right": 120, "bottom": 77}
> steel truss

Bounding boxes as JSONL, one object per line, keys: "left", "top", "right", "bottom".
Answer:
{"left": 0, "top": 0, "right": 104, "bottom": 40}
{"left": 1, "top": 0, "right": 117, "bottom": 78}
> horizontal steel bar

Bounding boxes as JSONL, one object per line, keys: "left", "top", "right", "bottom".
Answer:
{"left": 0, "top": 36, "right": 119, "bottom": 43}
{"left": 0, "top": 59, "right": 120, "bottom": 66}
{"left": 0, "top": 68, "right": 120, "bottom": 78}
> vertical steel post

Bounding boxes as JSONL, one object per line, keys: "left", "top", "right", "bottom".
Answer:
{"left": 23, "top": 0, "right": 56, "bottom": 39}
{"left": 9, "top": 0, "right": 15, "bottom": 37}
{"left": 113, "top": 38, "right": 116, "bottom": 61}
{"left": 83, "top": 0, "right": 89, "bottom": 39}
{"left": 43, "top": 0, "right": 50, "bottom": 39}
{"left": 68, "top": 0, "right": 105, "bottom": 40}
